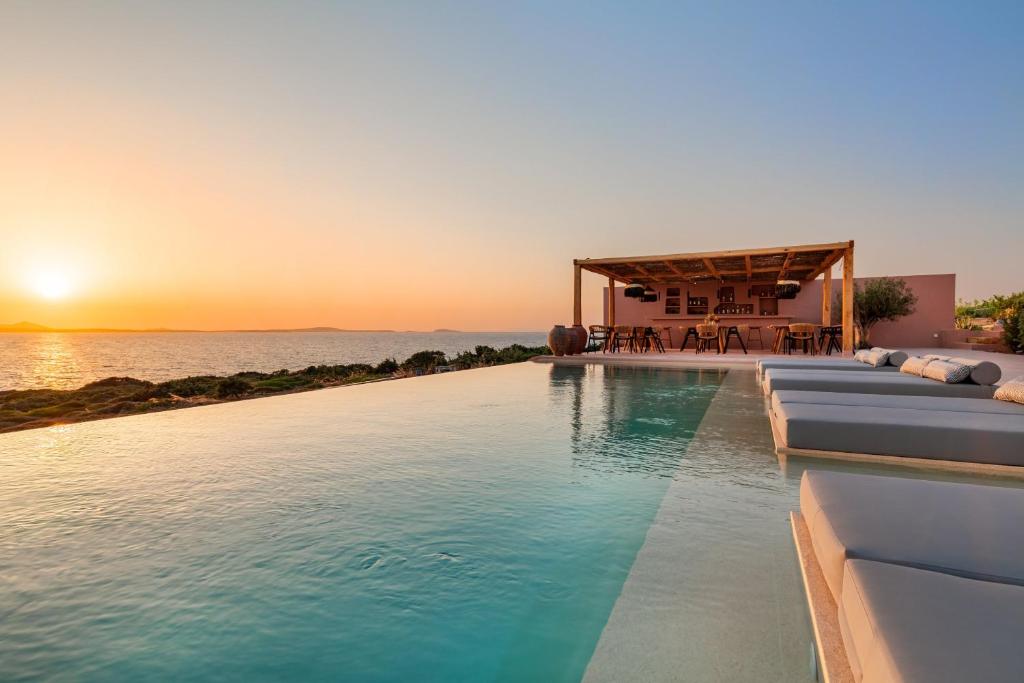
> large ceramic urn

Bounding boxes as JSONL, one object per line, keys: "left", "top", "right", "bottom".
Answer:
{"left": 570, "top": 325, "right": 589, "bottom": 354}
{"left": 547, "top": 325, "right": 570, "bottom": 356}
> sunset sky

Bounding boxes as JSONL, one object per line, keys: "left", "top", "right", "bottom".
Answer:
{"left": 2, "top": 2, "right": 1021, "bottom": 331}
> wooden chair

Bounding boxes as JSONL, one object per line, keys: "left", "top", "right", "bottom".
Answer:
{"left": 586, "top": 325, "right": 610, "bottom": 353}
{"left": 632, "top": 326, "right": 648, "bottom": 352}
{"left": 643, "top": 327, "right": 666, "bottom": 353}
{"left": 611, "top": 325, "right": 636, "bottom": 353}
{"left": 695, "top": 323, "right": 719, "bottom": 354}
{"left": 785, "top": 323, "right": 817, "bottom": 355}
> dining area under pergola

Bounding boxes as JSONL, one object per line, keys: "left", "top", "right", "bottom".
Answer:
{"left": 571, "top": 240, "right": 856, "bottom": 355}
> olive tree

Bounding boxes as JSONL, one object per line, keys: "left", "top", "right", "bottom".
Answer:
{"left": 835, "top": 278, "right": 918, "bottom": 349}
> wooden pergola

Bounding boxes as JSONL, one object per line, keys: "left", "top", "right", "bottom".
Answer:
{"left": 573, "top": 240, "right": 856, "bottom": 353}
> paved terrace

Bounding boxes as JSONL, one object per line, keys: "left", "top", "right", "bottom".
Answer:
{"left": 534, "top": 348, "right": 1024, "bottom": 383}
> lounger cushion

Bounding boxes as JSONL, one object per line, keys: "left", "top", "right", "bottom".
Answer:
{"left": 756, "top": 359, "right": 899, "bottom": 379}
{"left": 943, "top": 357, "right": 1002, "bottom": 385}
{"left": 799, "top": 471, "right": 1024, "bottom": 602}
{"left": 921, "top": 359, "right": 972, "bottom": 384}
{"left": 762, "top": 369, "right": 996, "bottom": 398}
{"left": 898, "top": 356, "right": 932, "bottom": 377}
{"left": 777, "top": 402, "right": 1024, "bottom": 465}
{"left": 772, "top": 390, "right": 1024, "bottom": 417}
{"left": 840, "top": 559, "right": 1024, "bottom": 683}
{"left": 994, "top": 378, "right": 1024, "bottom": 405}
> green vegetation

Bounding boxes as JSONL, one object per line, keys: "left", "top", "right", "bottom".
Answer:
{"left": 986, "top": 292, "right": 1024, "bottom": 353}
{"left": 954, "top": 298, "right": 995, "bottom": 330}
{"left": 0, "top": 344, "right": 550, "bottom": 434}
{"left": 954, "top": 293, "right": 1024, "bottom": 352}
{"left": 836, "top": 277, "right": 918, "bottom": 349}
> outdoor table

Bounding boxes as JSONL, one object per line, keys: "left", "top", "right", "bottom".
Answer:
{"left": 718, "top": 326, "right": 748, "bottom": 354}
{"left": 769, "top": 324, "right": 790, "bottom": 353}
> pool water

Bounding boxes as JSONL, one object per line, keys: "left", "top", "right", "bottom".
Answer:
{"left": 0, "top": 363, "right": 725, "bottom": 682}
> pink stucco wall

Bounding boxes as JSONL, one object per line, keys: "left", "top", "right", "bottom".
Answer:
{"left": 602, "top": 273, "right": 955, "bottom": 348}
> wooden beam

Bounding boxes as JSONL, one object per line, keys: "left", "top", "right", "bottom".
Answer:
{"left": 607, "top": 277, "right": 616, "bottom": 327}
{"left": 702, "top": 258, "right": 721, "bottom": 279}
{"left": 663, "top": 260, "right": 687, "bottom": 277}
{"left": 628, "top": 263, "right": 668, "bottom": 283}
{"left": 804, "top": 248, "right": 846, "bottom": 281}
{"left": 575, "top": 241, "right": 853, "bottom": 267}
{"left": 744, "top": 255, "right": 752, "bottom": 280}
{"left": 778, "top": 251, "right": 795, "bottom": 280}
{"left": 573, "top": 264, "right": 582, "bottom": 326}
{"left": 842, "top": 244, "right": 854, "bottom": 353}
{"left": 822, "top": 266, "right": 832, "bottom": 326}
{"left": 579, "top": 263, "right": 628, "bottom": 284}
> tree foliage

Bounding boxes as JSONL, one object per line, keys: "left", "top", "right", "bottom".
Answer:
{"left": 986, "top": 292, "right": 1024, "bottom": 353}
{"left": 836, "top": 278, "right": 917, "bottom": 349}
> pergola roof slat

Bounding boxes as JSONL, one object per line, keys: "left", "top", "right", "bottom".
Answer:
{"left": 575, "top": 241, "right": 852, "bottom": 284}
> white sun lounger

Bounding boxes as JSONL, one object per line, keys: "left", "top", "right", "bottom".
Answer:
{"left": 762, "top": 368, "right": 997, "bottom": 398}
{"left": 793, "top": 472, "right": 1024, "bottom": 683}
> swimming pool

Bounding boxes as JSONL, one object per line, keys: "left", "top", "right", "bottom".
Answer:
{"left": 1, "top": 363, "right": 725, "bottom": 681}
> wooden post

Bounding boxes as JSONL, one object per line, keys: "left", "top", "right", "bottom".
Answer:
{"left": 607, "top": 276, "right": 616, "bottom": 327}
{"left": 821, "top": 266, "right": 832, "bottom": 327}
{"left": 842, "top": 244, "right": 854, "bottom": 353}
{"left": 573, "top": 263, "right": 582, "bottom": 326}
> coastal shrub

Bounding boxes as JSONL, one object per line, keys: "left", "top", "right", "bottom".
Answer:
{"left": 149, "top": 376, "right": 221, "bottom": 398}
{"left": 250, "top": 374, "right": 313, "bottom": 393}
{"left": 216, "top": 377, "right": 253, "bottom": 398}
{"left": 400, "top": 350, "right": 448, "bottom": 373}
{"left": 374, "top": 358, "right": 399, "bottom": 375}
{"left": 83, "top": 377, "right": 153, "bottom": 390}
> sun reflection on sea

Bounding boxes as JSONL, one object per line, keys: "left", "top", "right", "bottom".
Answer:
{"left": 29, "top": 334, "right": 83, "bottom": 390}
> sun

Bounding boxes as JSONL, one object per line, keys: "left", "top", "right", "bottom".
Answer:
{"left": 29, "top": 268, "right": 74, "bottom": 301}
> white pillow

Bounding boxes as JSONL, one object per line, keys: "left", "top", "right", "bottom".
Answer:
{"left": 923, "top": 354, "right": 951, "bottom": 361}
{"left": 922, "top": 360, "right": 972, "bottom": 384}
{"left": 994, "top": 377, "right": 1024, "bottom": 405}
{"left": 900, "top": 356, "right": 933, "bottom": 377}
{"left": 853, "top": 349, "right": 872, "bottom": 364}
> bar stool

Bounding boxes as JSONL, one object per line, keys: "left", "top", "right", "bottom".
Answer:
{"left": 820, "top": 325, "right": 842, "bottom": 355}
{"left": 679, "top": 326, "right": 700, "bottom": 351}
{"left": 658, "top": 326, "right": 673, "bottom": 350}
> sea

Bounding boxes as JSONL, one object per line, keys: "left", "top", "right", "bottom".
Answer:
{"left": 0, "top": 331, "right": 548, "bottom": 391}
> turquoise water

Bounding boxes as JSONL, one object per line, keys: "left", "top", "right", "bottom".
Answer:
{"left": 0, "top": 363, "right": 724, "bottom": 682}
